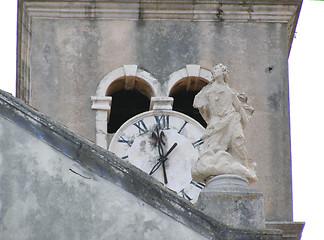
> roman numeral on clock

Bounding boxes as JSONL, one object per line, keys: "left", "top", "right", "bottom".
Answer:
{"left": 192, "top": 139, "right": 204, "bottom": 148}
{"left": 180, "top": 189, "right": 192, "bottom": 201}
{"left": 133, "top": 119, "right": 148, "bottom": 135}
{"left": 190, "top": 180, "right": 205, "bottom": 189}
{"left": 154, "top": 115, "right": 170, "bottom": 130}
{"left": 178, "top": 121, "right": 188, "bottom": 134}
{"left": 118, "top": 136, "right": 132, "bottom": 147}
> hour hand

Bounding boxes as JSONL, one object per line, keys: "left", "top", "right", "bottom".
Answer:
{"left": 149, "top": 156, "right": 168, "bottom": 184}
{"left": 161, "top": 143, "right": 177, "bottom": 184}
{"left": 149, "top": 159, "right": 163, "bottom": 175}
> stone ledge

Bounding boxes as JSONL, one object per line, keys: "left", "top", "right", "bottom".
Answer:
{"left": 266, "top": 221, "right": 305, "bottom": 240}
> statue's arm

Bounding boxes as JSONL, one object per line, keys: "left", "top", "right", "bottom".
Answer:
{"left": 193, "top": 87, "right": 207, "bottom": 107}
{"left": 193, "top": 89, "right": 211, "bottom": 123}
{"left": 232, "top": 91, "right": 249, "bottom": 128}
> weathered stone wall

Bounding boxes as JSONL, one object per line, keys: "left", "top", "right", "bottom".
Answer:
{"left": 17, "top": 0, "right": 302, "bottom": 222}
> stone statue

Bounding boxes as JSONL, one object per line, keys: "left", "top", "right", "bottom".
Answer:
{"left": 191, "top": 64, "right": 257, "bottom": 184}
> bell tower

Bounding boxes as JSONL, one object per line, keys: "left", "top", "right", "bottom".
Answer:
{"left": 17, "top": 0, "right": 304, "bottom": 238}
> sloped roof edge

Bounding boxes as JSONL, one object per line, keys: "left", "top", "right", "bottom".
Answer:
{"left": 0, "top": 90, "right": 282, "bottom": 239}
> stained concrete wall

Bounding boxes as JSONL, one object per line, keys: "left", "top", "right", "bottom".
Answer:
{"left": 17, "top": 0, "right": 301, "bottom": 222}
{"left": 0, "top": 116, "right": 208, "bottom": 240}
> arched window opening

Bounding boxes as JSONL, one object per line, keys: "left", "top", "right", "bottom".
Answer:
{"left": 170, "top": 76, "right": 208, "bottom": 128}
{"left": 92, "top": 65, "right": 158, "bottom": 149}
{"left": 169, "top": 77, "right": 208, "bottom": 97}
{"left": 108, "top": 90, "right": 150, "bottom": 133}
{"left": 106, "top": 76, "right": 154, "bottom": 99}
{"left": 171, "top": 89, "right": 207, "bottom": 128}
{"left": 167, "top": 66, "right": 212, "bottom": 128}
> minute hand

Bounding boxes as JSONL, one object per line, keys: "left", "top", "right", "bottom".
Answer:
{"left": 149, "top": 143, "right": 178, "bottom": 176}
{"left": 161, "top": 142, "right": 177, "bottom": 184}
{"left": 164, "top": 143, "right": 177, "bottom": 158}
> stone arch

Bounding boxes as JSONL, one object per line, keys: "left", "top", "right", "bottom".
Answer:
{"left": 167, "top": 65, "right": 212, "bottom": 97}
{"left": 167, "top": 65, "right": 212, "bottom": 128}
{"left": 95, "top": 65, "right": 158, "bottom": 97}
{"left": 91, "top": 65, "right": 158, "bottom": 148}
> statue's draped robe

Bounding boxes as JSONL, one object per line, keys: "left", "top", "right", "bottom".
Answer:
{"left": 191, "top": 80, "right": 257, "bottom": 183}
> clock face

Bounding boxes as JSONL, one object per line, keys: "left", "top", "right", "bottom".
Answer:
{"left": 108, "top": 110, "right": 205, "bottom": 203}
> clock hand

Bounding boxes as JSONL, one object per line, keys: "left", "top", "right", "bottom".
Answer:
{"left": 150, "top": 127, "right": 167, "bottom": 178}
{"left": 149, "top": 143, "right": 178, "bottom": 183}
{"left": 162, "top": 161, "right": 168, "bottom": 184}
{"left": 161, "top": 142, "right": 178, "bottom": 184}
{"left": 149, "top": 148, "right": 166, "bottom": 175}
{"left": 158, "top": 141, "right": 164, "bottom": 158}
{"left": 163, "top": 143, "right": 177, "bottom": 158}
{"left": 156, "top": 142, "right": 168, "bottom": 184}
{"left": 149, "top": 160, "right": 162, "bottom": 175}
{"left": 159, "top": 141, "right": 168, "bottom": 184}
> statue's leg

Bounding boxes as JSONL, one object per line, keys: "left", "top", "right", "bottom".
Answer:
{"left": 206, "top": 130, "right": 228, "bottom": 154}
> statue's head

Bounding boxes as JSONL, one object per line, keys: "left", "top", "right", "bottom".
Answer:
{"left": 211, "top": 63, "right": 229, "bottom": 83}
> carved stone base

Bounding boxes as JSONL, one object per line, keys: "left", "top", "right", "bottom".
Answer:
{"left": 196, "top": 174, "right": 266, "bottom": 230}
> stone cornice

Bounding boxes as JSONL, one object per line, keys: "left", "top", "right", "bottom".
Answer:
{"left": 21, "top": 0, "right": 301, "bottom": 23}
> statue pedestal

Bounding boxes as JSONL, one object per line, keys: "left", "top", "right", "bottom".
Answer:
{"left": 196, "top": 174, "right": 265, "bottom": 230}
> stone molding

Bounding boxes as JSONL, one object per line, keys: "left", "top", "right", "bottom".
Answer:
{"left": 266, "top": 222, "right": 305, "bottom": 240}
{"left": 149, "top": 96, "right": 174, "bottom": 111}
{"left": 91, "top": 96, "right": 112, "bottom": 111}
{"left": 21, "top": 1, "right": 300, "bottom": 23}
{"left": 91, "top": 96, "right": 112, "bottom": 148}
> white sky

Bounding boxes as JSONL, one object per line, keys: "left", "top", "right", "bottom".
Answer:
{"left": 289, "top": 1, "right": 324, "bottom": 239}
{"left": 0, "top": 1, "right": 323, "bottom": 239}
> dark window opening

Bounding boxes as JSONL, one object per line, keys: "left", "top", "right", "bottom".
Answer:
{"left": 108, "top": 90, "right": 150, "bottom": 133}
{"left": 171, "top": 90, "right": 207, "bottom": 128}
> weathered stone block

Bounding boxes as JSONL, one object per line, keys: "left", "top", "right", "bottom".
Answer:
{"left": 196, "top": 174, "right": 265, "bottom": 230}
